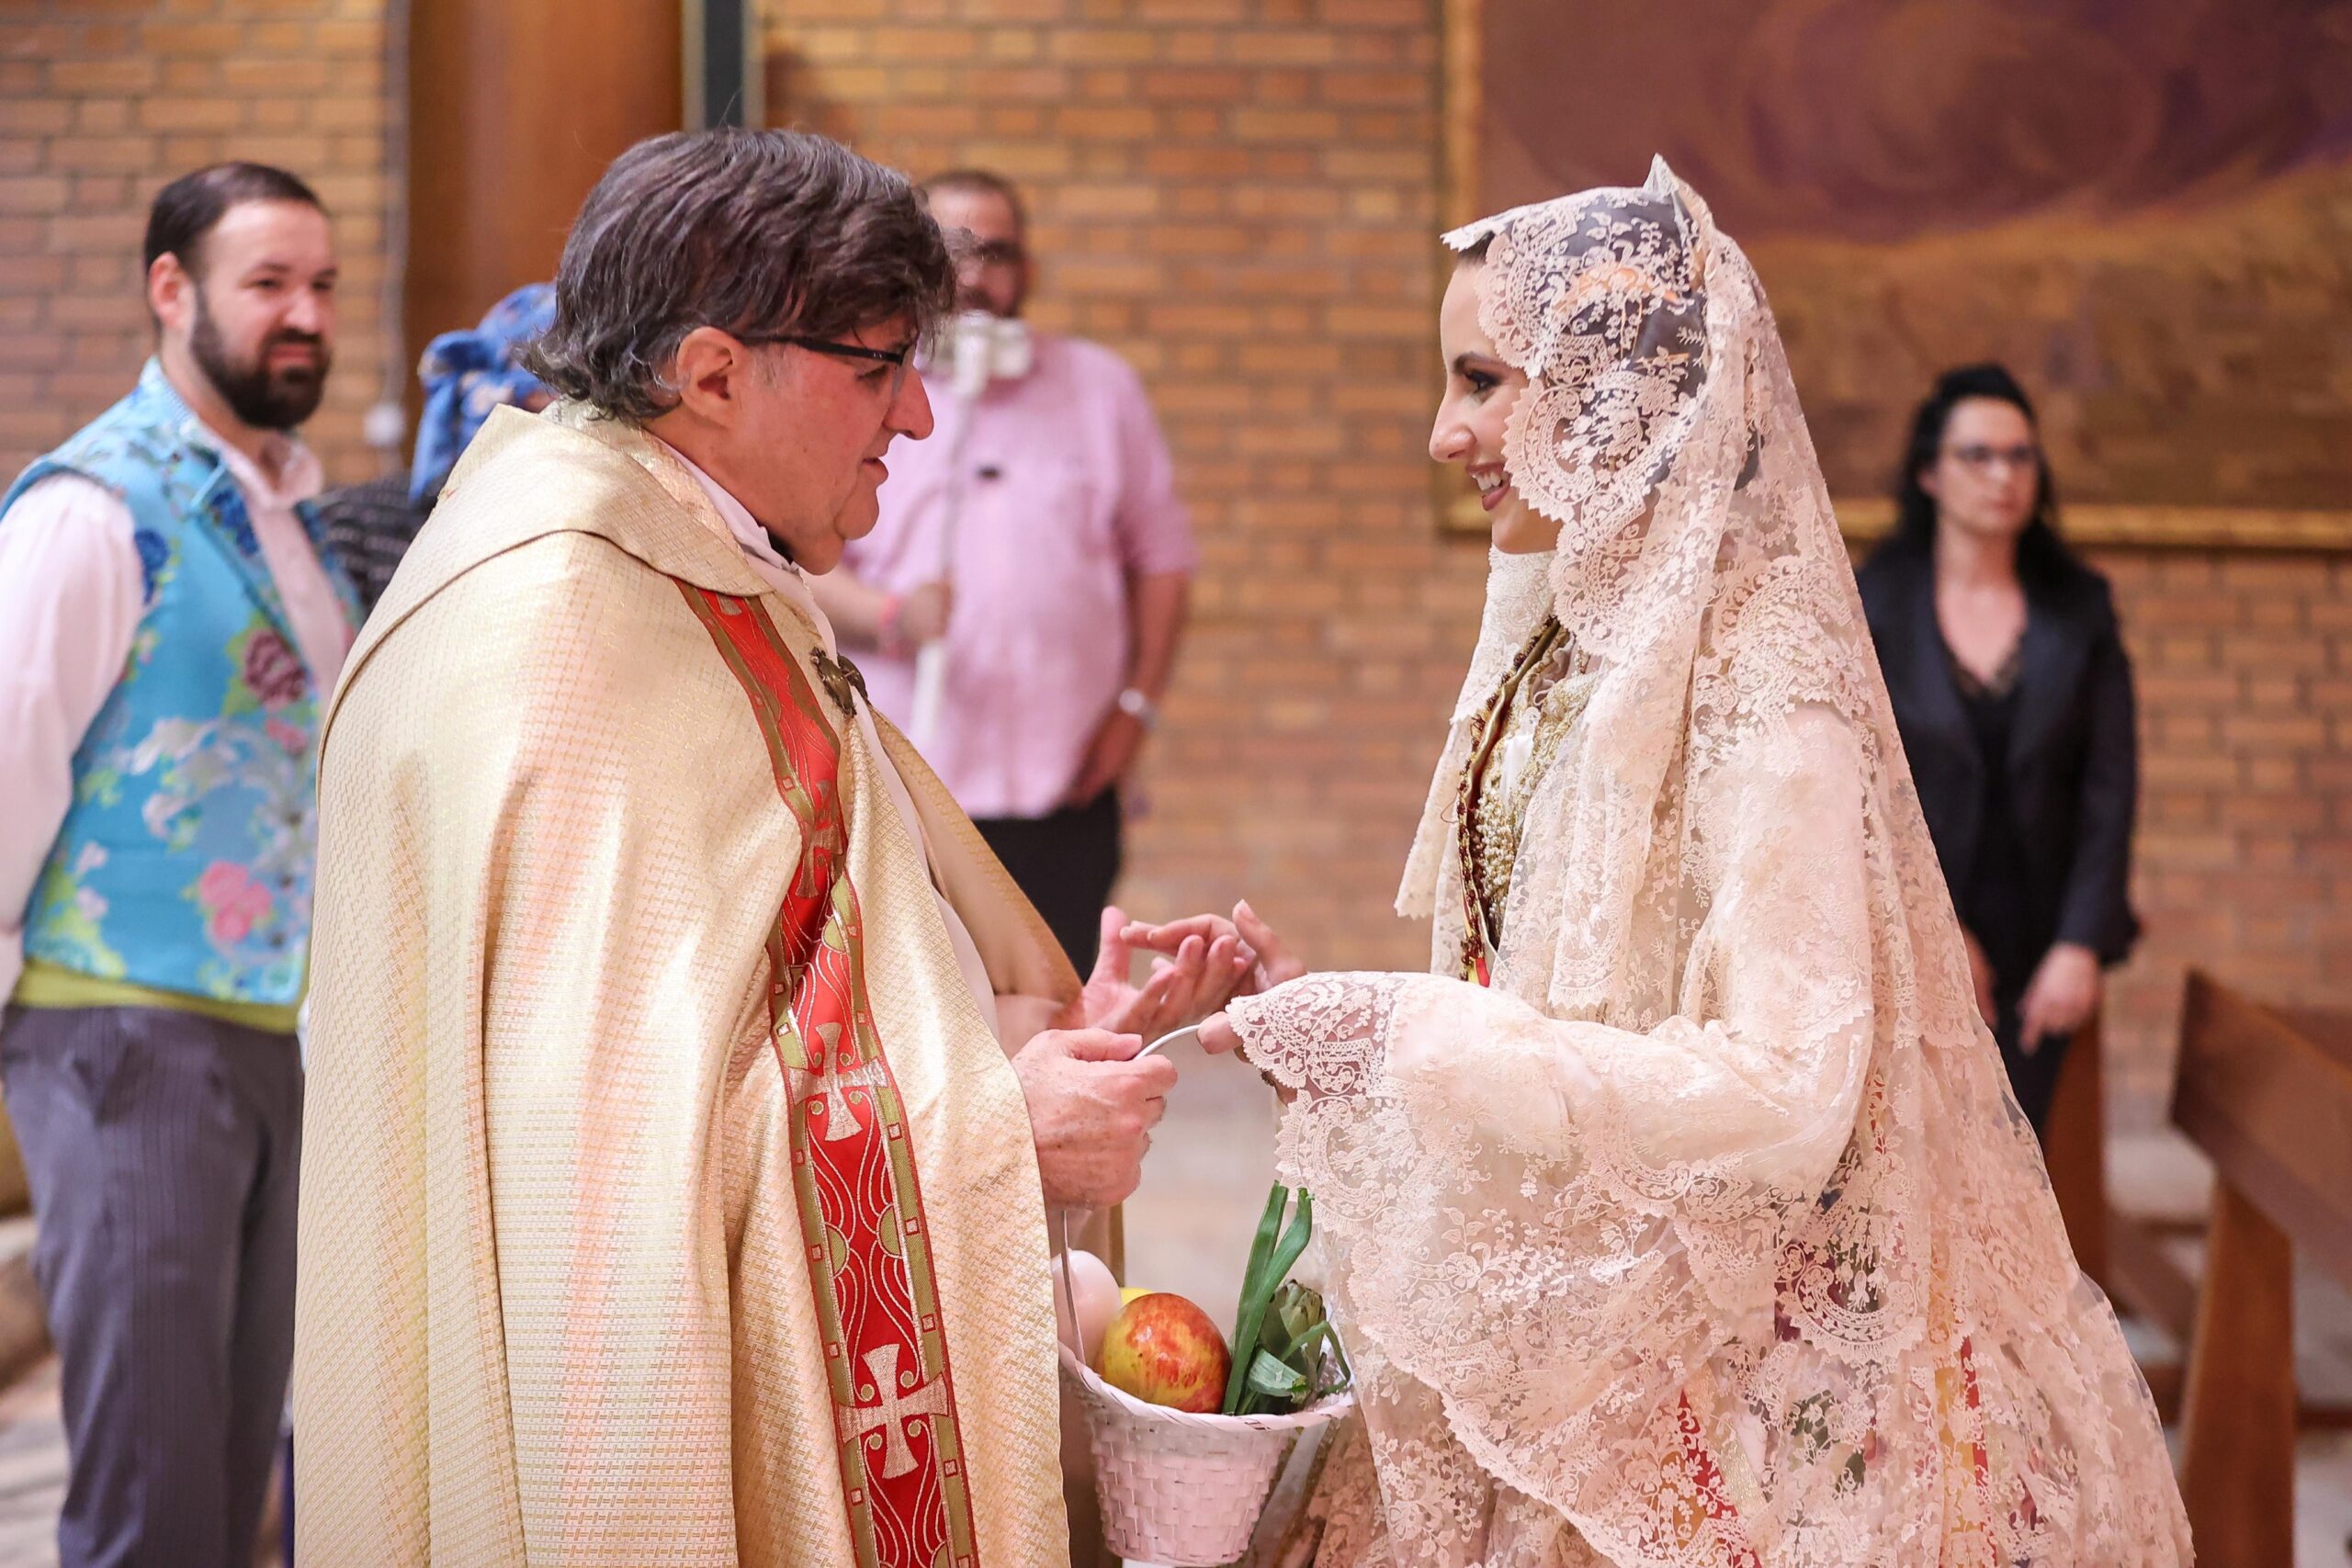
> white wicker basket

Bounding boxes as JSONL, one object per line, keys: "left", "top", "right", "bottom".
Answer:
{"left": 1060, "top": 1344, "right": 1353, "bottom": 1565}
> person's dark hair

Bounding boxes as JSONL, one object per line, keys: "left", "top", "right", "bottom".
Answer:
{"left": 527, "top": 128, "right": 956, "bottom": 422}
{"left": 922, "top": 167, "right": 1027, "bottom": 238}
{"left": 142, "top": 162, "right": 325, "bottom": 281}
{"left": 1886, "top": 362, "right": 2079, "bottom": 587}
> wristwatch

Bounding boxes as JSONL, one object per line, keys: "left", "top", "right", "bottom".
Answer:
{"left": 1115, "top": 687, "right": 1158, "bottom": 729}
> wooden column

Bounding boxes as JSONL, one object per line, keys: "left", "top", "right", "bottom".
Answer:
{"left": 405, "top": 0, "right": 683, "bottom": 376}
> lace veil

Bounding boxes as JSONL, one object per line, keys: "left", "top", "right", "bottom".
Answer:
{"left": 1231, "top": 160, "right": 2188, "bottom": 1566}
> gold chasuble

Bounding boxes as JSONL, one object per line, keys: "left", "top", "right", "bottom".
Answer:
{"left": 294, "top": 406, "right": 1080, "bottom": 1566}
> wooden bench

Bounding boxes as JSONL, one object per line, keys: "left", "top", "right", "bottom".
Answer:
{"left": 2163, "top": 971, "right": 2352, "bottom": 1567}
{"left": 2041, "top": 1007, "right": 2112, "bottom": 1286}
{"left": 2042, "top": 1010, "right": 2205, "bottom": 1406}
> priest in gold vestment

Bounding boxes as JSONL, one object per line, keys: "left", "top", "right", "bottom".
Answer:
{"left": 294, "top": 130, "right": 1245, "bottom": 1566}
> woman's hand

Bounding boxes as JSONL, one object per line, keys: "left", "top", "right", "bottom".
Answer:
{"left": 1196, "top": 1011, "right": 1295, "bottom": 1103}
{"left": 2018, "top": 942, "right": 2101, "bottom": 1054}
{"left": 1122, "top": 900, "right": 1306, "bottom": 998}
{"left": 1078, "top": 905, "right": 1253, "bottom": 1039}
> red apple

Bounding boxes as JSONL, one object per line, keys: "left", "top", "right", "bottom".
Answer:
{"left": 1095, "top": 1292, "right": 1231, "bottom": 1414}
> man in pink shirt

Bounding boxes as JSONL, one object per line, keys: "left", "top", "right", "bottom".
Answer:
{"left": 812, "top": 170, "right": 1196, "bottom": 970}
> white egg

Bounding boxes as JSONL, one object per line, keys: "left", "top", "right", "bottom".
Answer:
{"left": 1051, "top": 1248, "right": 1123, "bottom": 1363}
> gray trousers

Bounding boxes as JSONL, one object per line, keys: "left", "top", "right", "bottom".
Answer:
{"left": 0, "top": 1004, "right": 302, "bottom": 1568}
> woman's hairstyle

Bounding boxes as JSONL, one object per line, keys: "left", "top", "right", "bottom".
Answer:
{"left": 1887, "top": 362, "right": 2080, "bottom": 586}
{"left": 526, "top": 128, "right": 956, "bottom": 423}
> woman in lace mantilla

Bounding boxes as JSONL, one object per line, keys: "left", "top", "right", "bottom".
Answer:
{"left": 1143, "top": 161, "right": 2188, "bottom": 1568}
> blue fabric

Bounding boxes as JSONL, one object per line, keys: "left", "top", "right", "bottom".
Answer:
{"left": 0, "top": 361, "right": 361, "bottom": 1006}
{"left": 409, "top": 283, "right": 557, "bottom": 502}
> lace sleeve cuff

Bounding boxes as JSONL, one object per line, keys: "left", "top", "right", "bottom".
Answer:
{"left": 1227, "top": 972, "right": 1406, "bottom": 1100}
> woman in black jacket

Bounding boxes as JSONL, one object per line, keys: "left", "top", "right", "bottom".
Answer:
{"left": 1857, "top": 364, "right": 2140, "bottom": 1134}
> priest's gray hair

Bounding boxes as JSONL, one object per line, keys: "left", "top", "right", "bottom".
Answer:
{"left": 527, "top": 128, "right": 956, "bottom": 423}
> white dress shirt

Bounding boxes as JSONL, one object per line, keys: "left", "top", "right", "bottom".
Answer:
{"left": 0, "top": 427, "right": 351, "bottom": 999}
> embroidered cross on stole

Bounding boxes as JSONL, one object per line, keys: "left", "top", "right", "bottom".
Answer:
{"left": 679, "top": 585, "right": 981, "bottom": 1568}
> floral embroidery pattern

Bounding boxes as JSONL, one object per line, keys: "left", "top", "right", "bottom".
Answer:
{"left": 133, "top": 527, "right": 170, "bottom": 604}
{"left": 213, "top": 488, "right": 261, "bottom": 558}
{"left": 9, "top": 361, "right": 358, "bottom": 1007}
{"left": 195, "top": 861, "right": 274, "bottom": 945}
{"left": 27, "top": 852, "right": 126, "bottom": 981}
{"left": 242, "top": 628, "right": 309, "bottom": 708}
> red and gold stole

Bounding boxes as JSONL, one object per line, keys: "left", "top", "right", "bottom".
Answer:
{"left": 683, "top": 585, "right": 982, "bottom": 1568}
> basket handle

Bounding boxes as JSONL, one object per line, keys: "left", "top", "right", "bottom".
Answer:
{"left": 1048, "top": 1024, "right": 1194, "bottom": 1363}
{"left": 1049, "top": 1023, "right": 1189, "bottom": 1367}
{"left": 1051, "top": 1203, "right": 1086, "bottom": 1365}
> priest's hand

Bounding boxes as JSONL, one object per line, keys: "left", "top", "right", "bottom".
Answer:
{"left": 1122, "top": 900, "right": 1306, "bottom": 998}
{"left": 1081, "top": 905, "right": 1254, "bottom": 1038}
{"left": 1013, "top": 1027, "right": 1179, "bottom": 1209}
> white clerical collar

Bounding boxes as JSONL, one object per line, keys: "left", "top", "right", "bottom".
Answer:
{"left": 652, "top": 436, "right": 838, "bottom": 652}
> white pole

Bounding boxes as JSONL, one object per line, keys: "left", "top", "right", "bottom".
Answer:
{"left": 907, "top": 314, "right": 1002, "bottom": 750}
{"left": 905, "top": 396, "right": 974, "bottom": 750}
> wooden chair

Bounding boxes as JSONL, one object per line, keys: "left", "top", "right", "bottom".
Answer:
{"left": 2166, "top": 971, "right": 2352, "bottom": 1568}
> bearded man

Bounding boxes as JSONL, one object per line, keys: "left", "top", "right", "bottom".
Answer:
{"left": 293, "top": 128, "right": 1243, "bottom": 1566}
{"left": 0, "top": 161, "right": 356, "bottom": 1568}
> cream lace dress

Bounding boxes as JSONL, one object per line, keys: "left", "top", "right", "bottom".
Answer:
{"left": 1229, "top": 162, "right": 2188, "bottom": 1568}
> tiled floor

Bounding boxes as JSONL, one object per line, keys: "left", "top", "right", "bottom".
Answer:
{"left": 0, "top": 1361, "right": 65, "bottom": 1566}
{"left": 0, "top": 1047, "right": 2341, "bottom": 1564}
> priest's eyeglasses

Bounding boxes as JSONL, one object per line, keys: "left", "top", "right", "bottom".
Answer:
{"left": 738, "top": 332, "right": 914, "bottom": 398}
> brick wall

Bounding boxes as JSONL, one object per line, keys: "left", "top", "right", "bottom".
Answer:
{"left": 4, "top": 1, "right": 2344, "bottom": 1124}
{"left": 0, "top": 0, "right": 393, "bottom": 487}
{"left": 766, "top": 0, "right": 2352, "bottom": 1122}
{"left": 767, "top": 0, "right": 1490, "bottom": 984}
{"left": 2095, "top": 551, "right": 2352, "bottom": 1119}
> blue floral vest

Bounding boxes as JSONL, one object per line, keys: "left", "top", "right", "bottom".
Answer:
{"left": 1, "top": 361, "right": 360, "bottom": 1008}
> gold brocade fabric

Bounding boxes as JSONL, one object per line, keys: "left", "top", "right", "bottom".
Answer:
{"left": 1453, "top": 616, "right": 1587, "bottom": 980}
{"left": 294, "top": 407, "right": 1080, "bottom": 1565}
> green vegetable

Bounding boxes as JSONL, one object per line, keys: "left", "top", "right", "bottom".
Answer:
{"left": 1259, "top": 1281, "right": 1351, "bottom": 1400}
{"left": 1221, "top": 1185, "right": 1326, "bottom": 1416}
{"left": 1245, "top": 1349, "right": 1308, "bottom": 1404}
{"left": 1261, "top": 1280, "right": 1320, "bottom": 1358}
{"left": 1222, "top": 1183, "right": 1291, "bottom": 1414}
{"left": 1231, "top": 1280, "right": 1351, "bottom": 1414}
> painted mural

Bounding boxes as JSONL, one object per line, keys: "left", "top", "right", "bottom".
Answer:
{"left": 1470, "top": 0, "right": 2352, "bottom": 513}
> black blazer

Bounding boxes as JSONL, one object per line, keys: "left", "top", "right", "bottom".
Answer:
{"left": 1857, "top": 543, "right": 2141, "bottom": 965}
